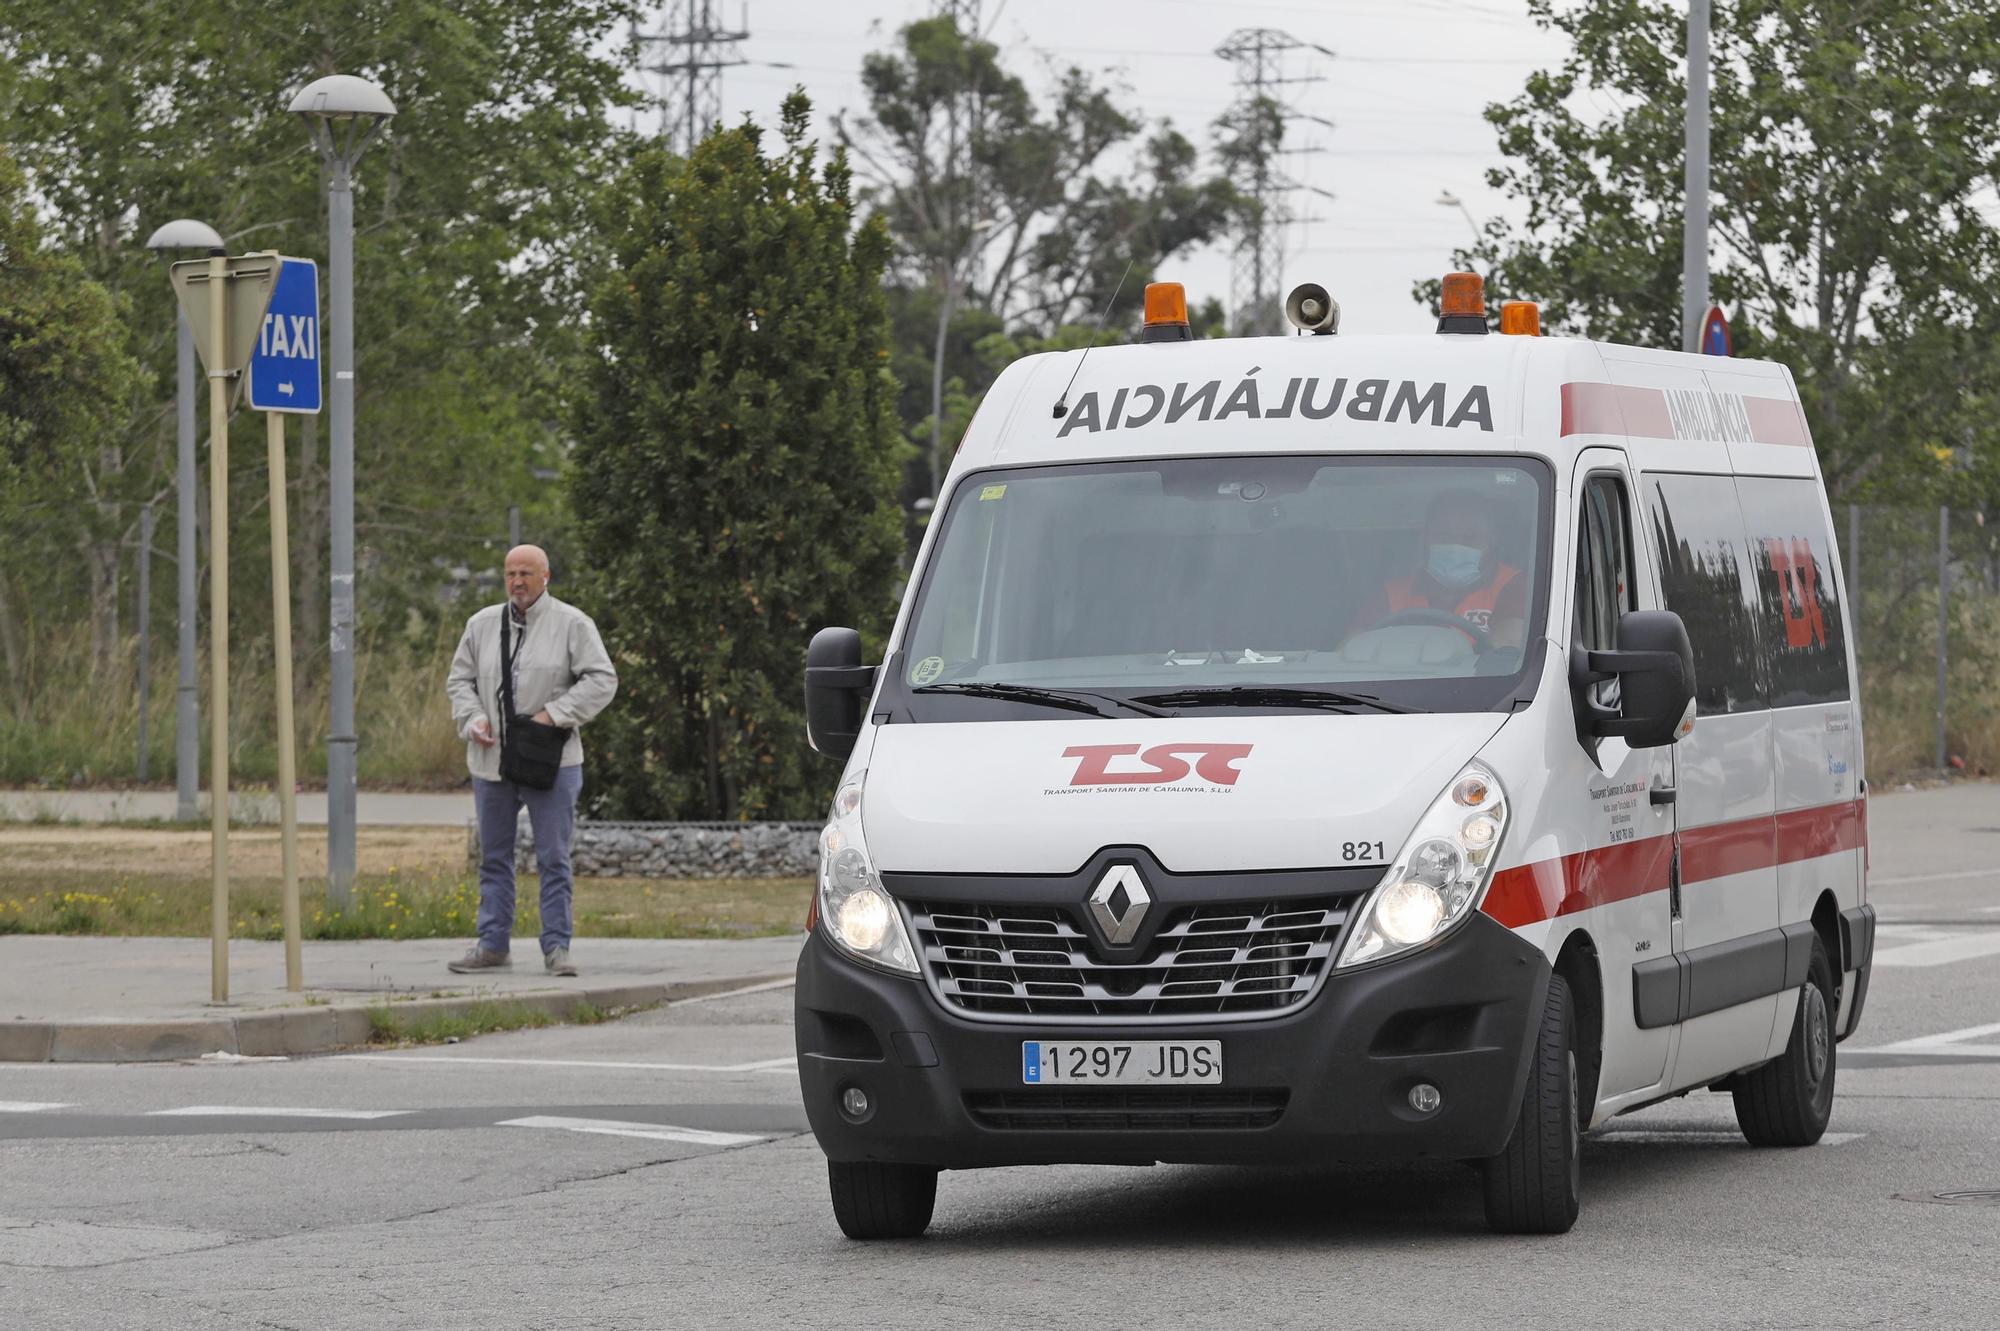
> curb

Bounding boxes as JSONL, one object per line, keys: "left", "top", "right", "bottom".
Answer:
{"left": 0, "top": 972, "right": 795, "bottom": 1064}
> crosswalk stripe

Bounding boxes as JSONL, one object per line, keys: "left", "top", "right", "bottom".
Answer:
{"left": 339, "top": 1054, "right": 797, "bottom": 1073}
{"left": 1873, "top": 928, "right": 2000, "bottom": 968}
{"left": 498, "top": 1115, "right": 767, "bottom": 1147}
{"left": 1848, "top": 1021, "right": 2000, "bottom": 1058}
{"left": 1595, "top": 1130, "right": 1863, "bottom": 1146}
{"left": 146, "top": 1106, "right": 411, "bottom": 1120}
{"left": 0, "top": 1102, "right": 72, "bottom": 1113}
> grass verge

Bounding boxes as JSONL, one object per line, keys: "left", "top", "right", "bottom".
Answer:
{"left": 0, "top": 869, "right": 812, "bottom": 940}
{"left": 365, "top": 997, "right": 638, "bottom": 1046}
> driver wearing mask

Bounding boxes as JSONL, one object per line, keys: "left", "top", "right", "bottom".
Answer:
{"left": 1350, "top": 490, "right": 1527, "bottom": 649}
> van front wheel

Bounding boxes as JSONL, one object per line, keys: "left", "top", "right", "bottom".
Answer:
{"left": 827, "top": 1160, "right": 938, "bottom": 1240}
{"left": 1481, "top": 973, "right": 1581, "bottom": 1234}
{"left": 1732, "top": 939, "right": 1836, "bottom": 1146}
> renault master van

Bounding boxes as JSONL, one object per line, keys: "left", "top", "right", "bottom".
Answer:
{"left": 795, "top": 275, "right": 1874, "bottom": 1237}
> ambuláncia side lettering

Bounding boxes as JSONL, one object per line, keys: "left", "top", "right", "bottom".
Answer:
{"left": 1063, "top": 743, "right": 1254, "bottom": 787}
{"left": 1056, "top": 374, "right": 1494, "bottom": 438}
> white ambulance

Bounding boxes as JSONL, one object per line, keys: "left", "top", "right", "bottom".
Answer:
{"left": 795, "top": 275, "right": 1873, "bottom": 1237}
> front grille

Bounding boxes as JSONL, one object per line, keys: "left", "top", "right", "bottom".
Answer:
{"left": 907, "top": 896, "right": 1353, "bottom": 1022}
{"left": 966, "top": 1088, "right": 1288, "bottom": 1131}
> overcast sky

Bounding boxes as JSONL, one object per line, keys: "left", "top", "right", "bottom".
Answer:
{"left": 641, "top": 0, "right": 1571, "bottom": 334}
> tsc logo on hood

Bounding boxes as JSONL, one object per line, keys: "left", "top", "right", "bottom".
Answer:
{"left": 1059, "top": 743, "right": 1253, "bottom": 791}
{"left": 1056, "top": 373, "right": 1493, "bottom": 439}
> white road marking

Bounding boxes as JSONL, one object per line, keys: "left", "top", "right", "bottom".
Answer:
{"left": 0, "top": 1102, "right": 72, "bottom": 1113}
{"left": 1872, "top": 868, "right": 2000, "bottom": 887}
{"left": 338, "top": 1054, "right": 797, "bottom": 1073}
{"left": 1595, "top": 1130, "right": 1863, "bottom": 1146}
{"left": 1849, "top": 1021, "right": 2000, "bottom": 1058}
{"left": 1872, "top": 927, "right": 2000, "bottom": 968}
{"left": 146, "top": 1106, "right": 411, "bottom": 1120}
{"left": 499, "top": 1115, "right": 767, "bottom": 1147}
{"left": 668, "top": 977, "right": 796, "bottom": 1006}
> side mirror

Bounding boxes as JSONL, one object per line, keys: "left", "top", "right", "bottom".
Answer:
{"left": 804, "top": 627, "right": 877, "bottom": 762}
{"left": 1572, "top": 610, "right": 1696, "bottom": 749}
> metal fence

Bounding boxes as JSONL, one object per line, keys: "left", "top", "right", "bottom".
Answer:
{"left": 1837, "top": 504, "right": 2000, "bottom": 777}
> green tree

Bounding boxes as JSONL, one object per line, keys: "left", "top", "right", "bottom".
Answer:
{"left": 1435, "top": 0, "right": 2000, "bottom": 504}
{"left": 569, "top": 93, "right": 907, "bottom": 820}
{"left": 844, "top": 15, "right": 1236, "bottom": 495}
{"left": 0, "top": 0, "right": 638, "bottom": 689}
{"left": 0, "top": 147, "right": 142, "bottom": 683}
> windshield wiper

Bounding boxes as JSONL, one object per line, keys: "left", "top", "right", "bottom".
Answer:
{"left": 1131, "top": 685, "right": 1420, "bottom": 715}
{"left": 913, "top": 681, "right": 1168, "bottom": 719}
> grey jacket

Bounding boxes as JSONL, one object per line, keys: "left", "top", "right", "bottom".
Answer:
{"left": 445, "top": 593, "right": 618, "bottom": 782}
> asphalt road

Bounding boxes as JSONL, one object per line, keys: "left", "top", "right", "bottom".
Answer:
{"left": 3, "top": 784, "right": 1997, "bottom": 1330}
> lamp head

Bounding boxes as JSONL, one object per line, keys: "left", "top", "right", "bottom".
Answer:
{"left": 144, "top": 219, "right": 224, "bottom": 251}
{"left": 288, "top": 74, "right": 397, "bottom": 121}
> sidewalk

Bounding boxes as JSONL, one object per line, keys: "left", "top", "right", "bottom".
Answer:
{"left": 0, "top": 934, "right": 803, "bottom": 1063}
{"left": 0, "top": 789, "right": 473, "bottom": 826}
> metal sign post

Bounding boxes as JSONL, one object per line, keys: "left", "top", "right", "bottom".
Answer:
{"left": 169, "top": 253, "right": 279, "bottom": 1004}
{"left": 248, "top": 256, "right": 322, "bottom": 993}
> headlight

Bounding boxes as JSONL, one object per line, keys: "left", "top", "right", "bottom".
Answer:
{"left": 1338, "top": 761, "right": 1509, "bottom": 967}
{"left": 816, "top": 770, "right": 918, "bottom": 974}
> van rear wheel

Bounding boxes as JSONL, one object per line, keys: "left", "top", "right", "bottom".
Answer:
{"left": 827, "top": 1160, "right": 938, "bottom": 1240}
{"left": 1732, "top": 939, "right": 1836, "bottom": 1146}
{"left": 1481, "top": 973, "right": 1581, "bottom": 1234}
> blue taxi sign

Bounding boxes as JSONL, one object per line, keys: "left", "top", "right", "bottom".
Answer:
{"left": 246, "top": 258, "right": 322, "bottom": 413}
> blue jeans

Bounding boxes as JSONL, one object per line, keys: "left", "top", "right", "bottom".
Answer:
{"left": 473, "top": 766, "right": 583, "bottom": 956}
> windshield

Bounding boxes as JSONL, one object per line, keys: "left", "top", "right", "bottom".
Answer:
{"left": 887, "top": 454, "right": 1552, "bottom": 720}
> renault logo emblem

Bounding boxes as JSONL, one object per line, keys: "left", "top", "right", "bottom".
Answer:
{"left": 1088, "top": 864, "right": 1152, "bottom": 946}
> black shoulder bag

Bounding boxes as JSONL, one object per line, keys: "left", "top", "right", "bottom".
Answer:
{"left": 498, "top": 609, "right": 568, "bottom": 791}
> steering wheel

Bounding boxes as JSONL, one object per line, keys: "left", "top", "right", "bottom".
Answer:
{"left": 1370, "top": 607, "right": 1492, "bottom": 651}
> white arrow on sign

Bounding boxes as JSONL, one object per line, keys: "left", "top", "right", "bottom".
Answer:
{"left": 279, "top": 382, "right": 294, "bottom": 397}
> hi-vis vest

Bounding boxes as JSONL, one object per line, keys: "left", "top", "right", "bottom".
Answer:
{"left": 1385, "top": 564, "right": 1520, "bottom": 632}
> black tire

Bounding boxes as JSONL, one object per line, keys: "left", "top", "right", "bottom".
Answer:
{"left": 827, "top": 1160, "right": 938, "bottom": 1240}
{"left": 1732, "top": 939, "right": 1836, "bottom": 1146}
{"left": 1482, "top": 973, "right": 1581, "bottom": 1234}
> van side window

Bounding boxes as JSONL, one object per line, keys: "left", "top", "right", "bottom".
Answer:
{"left": 1736, "top": 476, "right": 1851, "bottom": 706}
{"left": 1574, "top": 475, "right": 1635, "bottom": 707}
{"left": 1644, "top": 473, "right": 1768, "bottom": 715}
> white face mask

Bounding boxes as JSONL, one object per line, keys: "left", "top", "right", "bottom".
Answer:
{"left": 1427, "top": 542, "right": 1485, "bottom": 589}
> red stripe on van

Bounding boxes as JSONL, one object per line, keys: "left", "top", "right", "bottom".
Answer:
{"left": 1777, "top": 798, "right": 1865, "bottom": 863}
{"left": 1559, "top": 382, "right": 1811, "bottom": 447}
{"left": 1679, "top": 815, "right": 1775, "bottom": 884}
{"left": 1480, "top": 798, "right": 1864, "bottom": 929}
{"left": 1743, "top": 394, "right": 1812, "bottom": 447}
{"left": 1481, "top": 833, "right": 1674, "bottom": 930}
{"left": 1560, "top": 382, "right": 1674, "bottom": 439}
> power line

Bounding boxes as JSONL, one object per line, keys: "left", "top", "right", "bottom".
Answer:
{"left": 1215, "top": 28, "right": 1334, "bottom": 336}
{"left": 637, "top": 1, "right": 753, "bottom": 154}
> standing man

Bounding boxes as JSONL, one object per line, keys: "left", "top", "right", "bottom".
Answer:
{"left": 445, "top": 545, "right": 617, "bottom": 976}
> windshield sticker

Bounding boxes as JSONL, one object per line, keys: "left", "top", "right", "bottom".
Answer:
{"left": 1050, "top": 743, "right": 1253, "bottom": 796}
{"left": 1057, "top": 374, "right": 1493, "bottom": 439}
{"left": 909, "top": 655, "right": 946, "bottom": 686}
{"left": 979, "top": 484, "right": 1007, "bottom": 501}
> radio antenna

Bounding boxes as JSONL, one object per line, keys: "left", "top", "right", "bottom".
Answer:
{"left": 1054, "top": 257, "right": 1136, "bottom": 418}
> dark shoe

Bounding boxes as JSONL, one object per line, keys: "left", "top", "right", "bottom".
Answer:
{"left": 544, "top": 947, "right": 578, "bottom": 977}
{"left": 447, "top": 946, "right": 510, "bottom": 974}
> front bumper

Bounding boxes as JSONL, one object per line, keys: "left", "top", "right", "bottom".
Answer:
{"left": 795, "top": 911, "right": 1550, "bottom": 1169}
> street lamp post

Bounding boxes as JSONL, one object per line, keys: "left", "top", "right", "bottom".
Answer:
{"left": 144, "top": 218, "right": 226, "bottom": 823}
{"left": 290, "top": 74, "right": 396, "bottom": 911}
{"left": 1682, "top": 0, "right": 1712, "bottom": 353}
